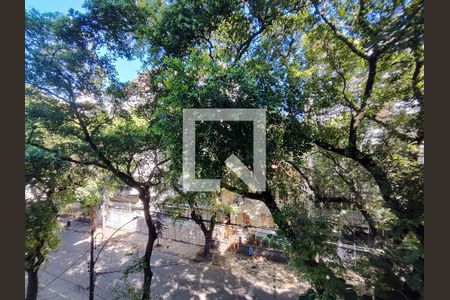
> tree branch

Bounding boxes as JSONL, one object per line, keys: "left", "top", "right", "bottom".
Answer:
{"left": 312, "top": 1, "right": 369, "bottom": 61}
{"left": 348, "top": 55, "right": 377, "bottom": 152}
{"left": 26, "top": 142, "right": 108, "bottom": 169}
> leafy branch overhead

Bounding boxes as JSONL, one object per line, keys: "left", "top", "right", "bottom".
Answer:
{"left": 25, "top": 0, "right": 424, "bottom": 299}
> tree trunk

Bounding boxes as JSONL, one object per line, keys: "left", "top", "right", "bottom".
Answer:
{"left": 25, "top": 269, "right": 39, "bottom": 300}
{"left": 25, "top": 241, "right": 45, "bottom": 300}
{"left": 203, "top": 231, "right": 213, "bottom": 258}
{"left": 190, "top": 208, "right": 216, "bottom": 258}
{"left": 202, "top": 215, "right": 216, "bottom": 258}
{"left": 139, "top": 188, "right": 157, "bottom": 300}
{"left": 141, "top": 228, "right": 156, "bottom": 300}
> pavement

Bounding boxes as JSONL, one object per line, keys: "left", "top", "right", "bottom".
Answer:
{"left": 28, "top": 220, "right": 309, "bottom": 299}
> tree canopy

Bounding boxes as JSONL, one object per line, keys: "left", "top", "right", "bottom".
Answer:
{"left": 25, "top": 0, "right": 424, "bottom": 298}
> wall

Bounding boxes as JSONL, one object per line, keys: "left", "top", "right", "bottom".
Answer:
{"left": 101, "top": 206, "right": 277, "bottom": 249}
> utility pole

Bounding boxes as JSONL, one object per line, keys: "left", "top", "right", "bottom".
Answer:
{"left": 89, "top": 205, "right": 98, "bottom": 300}
{"left": 88, "top": 215, "right": 139, "bottom": 299}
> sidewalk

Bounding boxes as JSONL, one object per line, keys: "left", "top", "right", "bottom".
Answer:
{"left": 32, "top": 220, "right": 309, "bottom": 299}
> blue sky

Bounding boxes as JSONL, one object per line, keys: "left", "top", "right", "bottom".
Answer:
{"left": 26, "top": 0, "right": 143, "bottom": 82}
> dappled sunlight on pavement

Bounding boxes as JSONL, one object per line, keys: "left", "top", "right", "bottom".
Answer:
{"left": 33, "top": 220, "right": 309, "bottom": 299}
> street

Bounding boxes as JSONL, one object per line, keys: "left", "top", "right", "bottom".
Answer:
{"left": 30, "top": 220, "right": 308, "bottom": 299}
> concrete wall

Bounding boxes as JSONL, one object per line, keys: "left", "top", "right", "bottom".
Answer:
{"left": 100, "top": 206, "right": 277, "bottom": 248}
